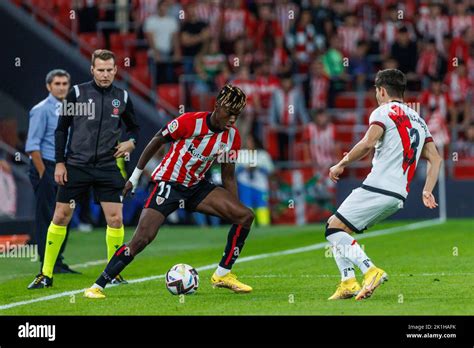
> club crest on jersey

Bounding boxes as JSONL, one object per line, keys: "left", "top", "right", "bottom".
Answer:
{"left": 112, "top": 99, "right": 120, "bottom": 108}
{"left": 156, "top": 196, "right": 165, "bottom": 205}
{"left": 168, "top": 120, "right": 179, "bottom": 133}
{"left": 216, "top": 142, "right": 228, "bottom": 155}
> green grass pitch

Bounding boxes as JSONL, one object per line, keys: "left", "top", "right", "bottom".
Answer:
{"left": 0, "top": 219, "right": 473, "bottom": 315}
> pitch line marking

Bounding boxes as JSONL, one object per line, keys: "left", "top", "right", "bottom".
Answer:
{"left": 0, "top": 219, "right": 443, "bottom": 311}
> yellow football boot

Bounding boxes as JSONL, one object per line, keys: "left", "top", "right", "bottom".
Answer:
{"left": 211, "top": 272, "right": 252, "bottom": 293}
{"left": 83, "top": 287, "right": 106, "bottom": 299}
{"left": 355, "top": 266, "right": 388, "bottom": 300}
{"left": 328, "top": 278, "right": 361, "bottom": 300}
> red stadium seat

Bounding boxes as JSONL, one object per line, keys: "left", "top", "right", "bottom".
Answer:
{"left": 129, "top": 66, "right": 151, "bottom": 88}
{"left": 78, "top": 33, "right": 105, "bottom": 56}
{"left": 134, "top": 50, "right": 149, "bottom": 67}
{"left": 453, "top": 161, "right": 474, "bottom": 179}
{"left": 157, "top": 84, "right": 180, "bottom": 108}
{"left": 334, "top": 128, "right": 354, "bottom": 143}
{"left": 109, "top": 32, "right": 137, "bottom": 52}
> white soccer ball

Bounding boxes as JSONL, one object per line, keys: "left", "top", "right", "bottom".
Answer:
{"left": 165, "top": 263, "right": 199, "bottom": 295}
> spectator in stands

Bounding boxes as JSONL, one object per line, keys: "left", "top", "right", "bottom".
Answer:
{"left": 269, "top": 72, "right": 309, "bottom": 161}
{"left": 132, "top": 0, "right": 159, "bottom": 39}
{"left": 254, "top": 58, "right": 281, "bottom": 113}
{"left": 193, "top": 0, "right": 222, "bottom": 39}
{"left": 228, "top": 37, "right": 255, "bottom": 74}
{"left": 236, "top": 134, "right": 275, "bottom": 226}
{"left": 311, "top": 0, "right": 334, "bottom": 36}
{"left": 329, "top": 0, "right": 346, "bottom": 28}
{"left": 416, "top": 3, "right": 449, "bottom": 53}
{"left": 390, "top": 26, "right": 418, "bottom": 87}
{"left": 25, "top": 69, "right": 77, "bottom": 274}
{"left": 321, "top": 34, "right": 346, "bottom": 107}
{"left": 417, "top": 38, "right": 446, "bottom": 89}
{"left": 286, "top": 9, "right": 316, "bottom": 73}
{"left": 348, "top": 40, "right": 371, "bottom": 90}
{"left": 337, "top": 12, "right": 364, "bottom": 57}
{"left": 194, "top": 38, "right": 228, "bottom": 108}
{"left": 220, "top": 0, "right": 251, "bottom": 54}
{"left": 373, "top": 4, "right": 402, "bottom": 56}
{"left": 455, "top": 122, "right": 474, "bottom": 159}
{"left": 444, "top": 60, "right": 472, "bottom": 127}
{"left": 74, "top": 0, "right": 99, "bottom": 33}
{"left": 451, "top": 0, "right": 473, "bottom": 38}
{"left": 274, "top": 0, "right": 299, "bottom": 36}
{"left": 448, "top": 28, "right": 470, "bottom": 72}
{"left": 254, "top": 3, "right": 283, "bottom": 60}
{"left": 303, "top": 59, "right": 330, "bottom": 111}
{"left": 180, "top": 2, "right": 209, "bottom": 75}
{"left": 144, "top": 0, "right": 180, "bottom": 84}
{"left": 419, "top": 78, "right": 453, "bottom": 124}
{"left": 232, "top": 65, "right": 260, "bottom": 141}
{"left": 305, "top": 109, "right": 338, "bottom": 171}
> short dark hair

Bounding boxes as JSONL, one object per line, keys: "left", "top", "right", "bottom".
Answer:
{"left": 374, "top": 69, "right": 407, "bottom": 98}
{"left": 45, "top": 69, "right": 70, "bottom": 85}
{"left": 91, "top": 49, "right": 116, "bottom": 66}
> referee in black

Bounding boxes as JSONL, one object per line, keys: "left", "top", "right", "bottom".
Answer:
{"left": 28, "top": 49, "right": 140, "bottom": 289}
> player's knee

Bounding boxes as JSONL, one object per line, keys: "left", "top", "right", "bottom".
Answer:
{"left": 107, "top": 213, "right": 123, "bottom": 228}
{"left": 238, "top": 207, "right": 254, "bottom": 227}
{"left": 325, "top": 223, "right": 344, "bottom": 239}
{"left": 52, "top": 207, "right": 72, "bottom": 225}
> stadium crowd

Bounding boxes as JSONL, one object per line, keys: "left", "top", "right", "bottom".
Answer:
{"left": 2, "top": 0, "right": 474, "bottom": 228}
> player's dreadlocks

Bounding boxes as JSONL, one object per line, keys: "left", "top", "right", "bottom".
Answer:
{"left": 216, "top": 84, "right": 246, "bottom": 114}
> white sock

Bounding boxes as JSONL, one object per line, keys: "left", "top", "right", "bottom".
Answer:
{"left": 91, "top": 283, "right": 104, "bottom": 290}
{"left": 215, "top": 266, "right": 231, "bottom": 277}
{"left": 332, "top": 245, "right": 356, "bottom": 281}
{"left": 327, "top": 231, "right": 374, "bottom": 274}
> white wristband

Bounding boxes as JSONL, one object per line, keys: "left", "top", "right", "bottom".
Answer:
{"left": 129, "top": 168, "right": 143, "bottom": 191}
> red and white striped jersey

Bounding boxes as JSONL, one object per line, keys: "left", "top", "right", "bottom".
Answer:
{"left": 450, "top": 15, "right": 473, "bottom": 38}
{"left": 310, "top": 75, "right": 330, "bottom": 110}
{"left": 307, "top": 123, "right": 336, "bottom": 169}
{"left": 152, "top": 112, "right": 241, "bottom": 187}
{"left": 337, "top": 24, "right": 364, "bottom": 56}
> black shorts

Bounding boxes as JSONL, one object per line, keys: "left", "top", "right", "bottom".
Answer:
{"left": 57, "top": 164, "right": 125, "bottom": 204}
{"left": 144, "top": 180, "right": 216, "bottom": 217}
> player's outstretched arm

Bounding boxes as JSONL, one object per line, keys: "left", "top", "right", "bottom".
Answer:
{"left": 123, "top": 132, "right": 169, "bottom": 197}
{"left": 221, "top": 162, "right": 238, "bottom": 199}
{"left": 329, "top": 124, "right": 384, "bottom": 183}
{"left": 420, "top": 141, "right": 442, "bottom": 209}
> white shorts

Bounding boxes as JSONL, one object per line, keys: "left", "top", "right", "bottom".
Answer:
{"left": 335, "top": 186, "right": 404, "bottom": 233}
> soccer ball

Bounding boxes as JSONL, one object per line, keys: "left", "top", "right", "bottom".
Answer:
{"left": 165, "top": 263, "right": 199, "bottom": 295}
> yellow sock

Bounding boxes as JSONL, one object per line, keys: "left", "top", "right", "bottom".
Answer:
{"left": 255, "top": 207, "right": 271, "bottom": 226}
{"left": 106, "top": 225, "right": 124, "bottom": 261}
{"left": 42, "top": 222, "right": 67, "bottom": 278}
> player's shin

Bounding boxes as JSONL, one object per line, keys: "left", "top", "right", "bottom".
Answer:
{"left": 93, "top": 244, "right": 134, "bottom": 289}
{"left": 332, "top": 245, "right": 356, "bottom": 281}
{"left": 106, "top": 225, "right": 125, "bottom": 261}
{"left": 42, "top": 222, "right": 67, "bottom": 278}
{"left": 216, "top": 224, "right": 250, "bottom": 276}
{"left": 326, "top": 228, "right": 374, "bottom": 274}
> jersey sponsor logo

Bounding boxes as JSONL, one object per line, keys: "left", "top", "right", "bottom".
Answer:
{"left": 168, "top": 120, "right": 179, "bottom": 133}
{"left": 187, "top": 143, "right": 215, "bottom": 162}
{"left": 112, "top": 99, "right": 120, "bottom": 108}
